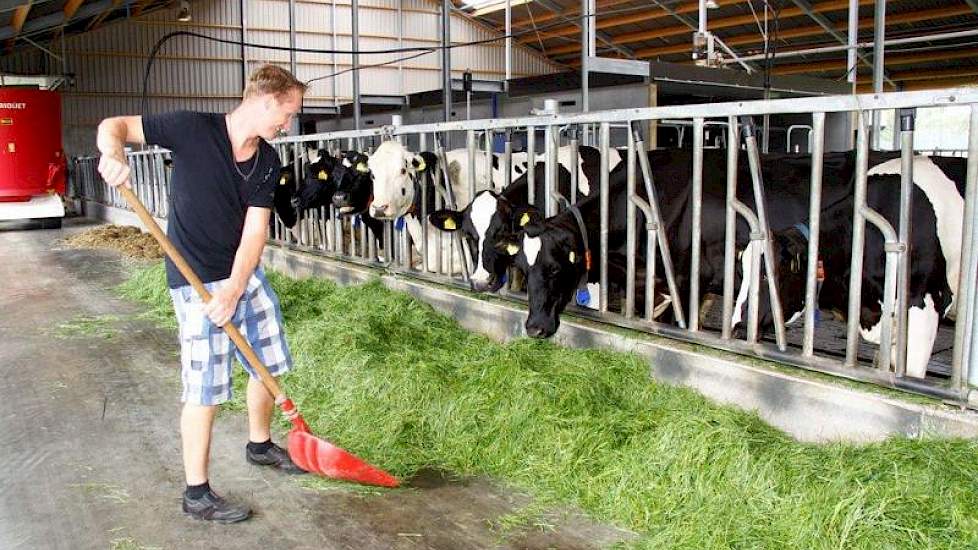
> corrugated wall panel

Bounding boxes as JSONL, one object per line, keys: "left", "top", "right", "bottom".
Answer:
{"left": 2, "top": 0, "right": 556, "bottom": 155}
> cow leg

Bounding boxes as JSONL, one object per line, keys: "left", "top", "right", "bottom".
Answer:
{"left": 860, "top": 293, "right": 939, "bottom": 378}
{"left": 905, "top": 293, "right": 940, "bottom": 379}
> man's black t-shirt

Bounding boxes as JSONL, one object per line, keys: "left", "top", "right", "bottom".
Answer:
{"left": 142, "top": 111, "right": 279, "bottom": 289}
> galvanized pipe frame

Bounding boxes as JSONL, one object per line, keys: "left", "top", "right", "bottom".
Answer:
{"left": 740, "top": 116, "right": 788, "bottom": 351}
{"left": 688, "top": 118, "right": 704, "bottom": 332}
{"left": 844, "top": 112, "right": 906, "bottom": 377}
{"left": 625, "top": 129, "right": 661, "bottom": 321}
{"left": 272, "top": 96, "right": 978, "bottom": 399}
{"left": 802, "top": 113, "right": 826, "bottom": 358}
{"left": 957, "top": 106, "right": 978, "bottom": 391}
{"left": 274, "top": 89, "right": 978, "bottom": 143}
{"left": 79, "top": 87, "right": 978, "bottom": 404}
{"left": 633, "top": 124, "right": 686, "bottom": 328}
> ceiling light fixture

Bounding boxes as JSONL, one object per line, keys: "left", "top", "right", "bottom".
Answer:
{"left": 177, "top": 0, "right": 192, "bottom": 22}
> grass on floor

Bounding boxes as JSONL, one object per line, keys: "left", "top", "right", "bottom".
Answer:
{"left": 118, "top": 263, "right": 978, "bottom": 549}
{"left": 52, "top": 314, "right": 122, "bottom": 339}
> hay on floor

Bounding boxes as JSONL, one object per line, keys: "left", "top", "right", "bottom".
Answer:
{"left": 62, "top": 224, "right": 163, "bottom": 260}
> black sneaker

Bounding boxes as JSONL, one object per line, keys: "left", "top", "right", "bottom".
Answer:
{"left": 182, "top": 490, "right": 252, "bottom": 524}
{"left": 246, "top": 443, "right": 306, "bottom": 474}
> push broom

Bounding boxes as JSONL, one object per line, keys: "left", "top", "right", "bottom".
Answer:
{"left": 119, "top": 185, "right": 399, "bottom": 488}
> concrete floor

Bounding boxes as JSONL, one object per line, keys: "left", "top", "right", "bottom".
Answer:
{"left": 0, "top": 218, "right": 632, "bottom": 550}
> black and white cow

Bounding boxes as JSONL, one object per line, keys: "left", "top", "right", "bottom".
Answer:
{"left": 674, "top": 151, "right": 860, "bottom": 332}
{"left": 293, "top": 148, "right": 341, "bottom": 212}
{"left": 323, "top": 150, "right": 386, "bottom": 245}
{"left": 273, "top": 163, "right": 299, "bottom": 228}
{"left": 485, "top": 148, "right": 852, "bottom": 339}
{"left": 426, "top": 146, "right": 622, "bottom": 291}
{"left": 767, "top": 154, "right": 968, "bottom": 378}
{"left": 271, "top": 147, "right": 343, "bottom": 229}
{"left": 366, "top": 140, "right": 621, "bottom": 221}
{"left": 490, "top": 149, "right": 698, "bottom": 336}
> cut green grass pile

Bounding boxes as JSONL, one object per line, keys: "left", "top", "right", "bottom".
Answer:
{"left": 52, "top": 314, "right": 122, "bottom": 339}
{"left": 118, "top": 263, "right": 978, "bottom": 549}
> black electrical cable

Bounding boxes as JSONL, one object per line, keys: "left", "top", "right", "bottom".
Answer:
{"left": 139, "top": 15, "right": 569, "bottom": 114}
{"left": 304, "top": 49, "right": 436, "bottom": 85}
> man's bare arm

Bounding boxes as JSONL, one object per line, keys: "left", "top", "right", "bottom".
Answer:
{"left": 203, "top": 207, "right": 272, "bottom": 326}
{"left": 96, "top": 116, "right": 146, "bottom": 188}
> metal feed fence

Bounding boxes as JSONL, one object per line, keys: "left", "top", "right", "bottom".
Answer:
{"left": 72, "top": 88, "right": 978, "bottom": 405}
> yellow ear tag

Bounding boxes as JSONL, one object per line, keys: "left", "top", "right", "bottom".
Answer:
{"left": 569, "top": 251, "right": 576, "bottom": 263}
{"left": 279, "top": 176, "right": 287, "bottom": 186}
{"left": 520, "top": 213, "right": 531, "bottom": 227}
{"left": 318, "top": 170, "right": 328, "bottom": 180}
{"left": 443, "top": 218, "right": 457, "bottom": 230}
{"left": 415, "top": 158, "right": 427, "bottom": 172}
{"left": 356, "top": 162, "right": 369, "bottom": 173}
{"left": 506, "top": 244, "right": 520, "bottom": 256}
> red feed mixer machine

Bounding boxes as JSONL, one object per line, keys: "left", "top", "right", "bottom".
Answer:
{"left": 0, "top": 87, "right": 67, "bottom": 228}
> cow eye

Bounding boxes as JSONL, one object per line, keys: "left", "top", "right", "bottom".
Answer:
{"left": 401, "top": 187, "right": 407, "bottom": 196}
{"left": 401, "top": 168, "right": 407, "bottom": 175}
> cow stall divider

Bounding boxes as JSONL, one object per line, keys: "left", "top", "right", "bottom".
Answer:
{"left": 72, "top": 89, "right": 978, "bottom": 407}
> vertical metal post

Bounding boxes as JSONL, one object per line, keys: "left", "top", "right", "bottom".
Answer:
{"left": 894, "top": 109, "right": 915, "bottom": 376}
{"left": 570, "top": 129, "right": 580, "bottom": 204}
{"left": 689, "top": 117, "right": 704, "bottom": 331}
{"left": 484, "top": 129, "right": 493, "bottom": 190}
{"left": 352, "top": 0, "right": 361, "bottom": 136}
{"left": 398, "top": 0, "right": 404, "bottom": 96}
{"left": 958, "top": 107, "right": 978, "bottom": 389}
{"left": 503, "top": 130, "right": 513, "bottom": 189}
{"left": 580, "top": 0, "right": 590, "bottom": 144}
{"left": 526, "top": 126, "right": 536, "bottom": 206}
{"left": 544, "top": 100, "right": 558, "bottom": 217}
{"left": 625, "top": 127, "right": 637, "bottom": 319}
{"left": 845, "top": 113, "right": 871, "bottom": 367}
{"left": 239, "top": 0, "right": 247, "bottom": 88}
{"left": 442, "top": 0, "right": 452, "bottom": 123}
{"left": 505, "top": 0, "right": 512, "bottom": 86}
{"left": 587, "top": 0, "right": 596, "bottom": 55}
{"left": 802, "top": 112, "right": 825, "bottom": 357}
{"left": 721, "top": 116, "right": 739, "bottom": 340}
{"left": 635, "top": 129, "right": 685, "bottom": 327}
{"left": 847, "top": 0, "right": 857, "bottom": 95}
{"left": 331, "top": 0, "right": 338, "bottom": 107}
{"left": 467, "top": 129, "right": 477, "bottom": 201}
{"left": 599, "top": 122, "right": 610, "bottom": 312}
{"left": 288, "top": 0, "right": 297, "bottom": 76}
{"left": 872, "top": 0, "right": 886, "bottom": 150}
{"left": 741, "top": 116, "right": 788, "bottom": 350}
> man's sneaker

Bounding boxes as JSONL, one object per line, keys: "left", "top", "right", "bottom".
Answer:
{"left": 246, "top": 442, "right": 306, "bottom": 474}
{"left": 182, "top": 490, "right": 252, "bottom": 524}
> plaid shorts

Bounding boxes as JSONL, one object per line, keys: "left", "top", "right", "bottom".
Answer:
{"left": 169, "top": 268, "right": 293, "bottom": 406}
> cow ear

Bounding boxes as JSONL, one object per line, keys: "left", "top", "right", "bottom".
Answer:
{"left": 429, "top": 209, "right": 463, "bottom": 232}
{"left": 513, "top": 205, "right": 543, "bottom": 230}
{"left": 410, "top": 154, "right": 427, "bottom": 172}
{"left": 494, "top": 235, "right": 522, "bottom": 256}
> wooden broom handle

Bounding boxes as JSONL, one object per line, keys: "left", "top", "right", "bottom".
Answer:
{"left": 119, "top": 185, "right": 285, "bottom": 402}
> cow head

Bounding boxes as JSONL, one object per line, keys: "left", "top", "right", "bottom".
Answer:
{"left": 294, "top": 151, "right": 340, "bottom": 211}
{"left": 495, "top": 211, "right": 587, "bottom": 338}
{"left": 429, "top": 190, "right": 539, "bottom": 292}
{"left": 366, "top": 140, "right": 427, "bottom": 219}
{"left": 332, "top": 151, "right": 373, "bottom": 214}
{"left": 273, "top": 165, "right": 298, "bottom": 228}
{"left": 731, "top": 226, "right": 810, "bottom": 336}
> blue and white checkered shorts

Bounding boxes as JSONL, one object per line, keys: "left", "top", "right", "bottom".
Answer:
{"left": 169, "top": 268, "right": 293, "bottom": 406}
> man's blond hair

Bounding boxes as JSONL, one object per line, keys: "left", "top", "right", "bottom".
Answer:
{"left": 243, "top": 64, "right": 308, "bottom": 100}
